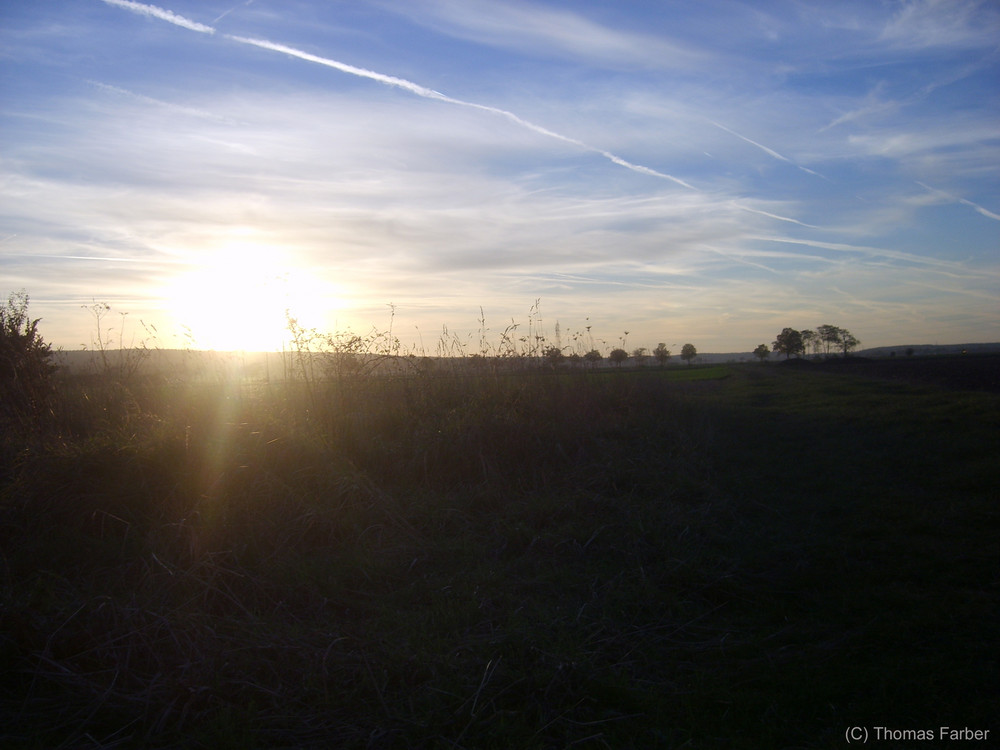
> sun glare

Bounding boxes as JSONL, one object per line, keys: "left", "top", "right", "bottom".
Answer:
{"left": 166, "top": 244, "right": 333, "bottom": 351}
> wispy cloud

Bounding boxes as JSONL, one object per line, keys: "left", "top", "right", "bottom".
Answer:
{"left": 100, "top": 0, "right": 215, "bottom": 34}
{"left": 879, "top": 0, "right": 1000, "bottom": 50}
{"left": 754, "top": 236, "right": 981, "bottom": 273}
{"left": 821, "top": 51, "right": 998, "bottom": 133}
{"left": 847, "top": 123, "right": 999, "bottom": 175}
{"left": 375, "top": 0, "right": 704, "bottom": 70}
{"left": 819, "top": 81, "right": 896, "bottom": 132}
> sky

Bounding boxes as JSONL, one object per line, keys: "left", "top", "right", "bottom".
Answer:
{"left": 2, "top": 0, "right": 998, "bottom": 354}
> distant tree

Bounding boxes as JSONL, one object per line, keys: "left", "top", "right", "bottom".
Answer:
{"left": 1, "top": 290, "right": 57, "bottom": 434}
{"left": 653, "top": 343, "right": 671, "bottom": 368}
{"left": 801, "top": 329, "right": 817, "bottom": 358}
{"left": 753, "top": 343, "right": 771, "bottom": 363}
{"left": 837, "top": 328, "right": 860, "bottom": 357}
{"left": 905, "top": 347, "right": 914, "bottom": 357}
{"left": 632, "top": 346, "right": 648, "bottom": 366}
{"left": 817, "top": 324, "right": 841, "bottom": 357}
{"left": 609, "top": 348, "right": 629, "bottom": 368}
{"left": 680, "top": 343, "right": 697, "bottom": 365}
{"left": 584, "top": 349, "right": 603, "bottom": 369}
{"left": 773, "top": 328, "right": 804, "bottom": 359}
{"left": 542, "top": 345, "right": 564, "bottom": 368}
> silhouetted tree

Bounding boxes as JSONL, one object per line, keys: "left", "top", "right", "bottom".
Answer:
{"left": 753, "top": 343, "right": 770, "bottom": 362}
{"left": 609, "top": 348, "right": 628, "bottom": 368}
{"left": 653, "top": 343, "right": 671, "bottom": 368}
{"left": 584, "top": 349, "right": 603, "bottom": 369}
{"left": 801, "top": 329, "right": 817, "bottom": 357}
{"left": 681, "top": 343, "right": 697, "bottom": 365}
{"left": 632, "top": 346, "right": 648, "bottom": 366}
{"left": 817, "top": 324, "right": 840, "bottom": 357}
{"left": 837, "top": 328, "right": 860, "bottom": 357}
{"left": 773, "top": 328, "right": 804, "bottom": 359}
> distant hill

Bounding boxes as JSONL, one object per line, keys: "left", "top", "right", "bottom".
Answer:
{"left": 858, "top": 342, "right": 1000, "bottom": 358}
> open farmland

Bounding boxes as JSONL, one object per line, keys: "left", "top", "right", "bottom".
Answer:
{"left": 2, "top": 357, "right": 998, "bottom": 748}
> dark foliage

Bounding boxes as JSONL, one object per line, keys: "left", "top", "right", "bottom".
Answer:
{"left": 0, "top": 290, "right": 57, "bottom": 438}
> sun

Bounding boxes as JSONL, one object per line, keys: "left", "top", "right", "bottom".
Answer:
{"left": 166, "top": 244, "right": 333, "bottom": 351}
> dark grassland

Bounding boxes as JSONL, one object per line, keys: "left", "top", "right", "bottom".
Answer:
{"left": 2, "top": 356, "right": 998, "bottom": 748}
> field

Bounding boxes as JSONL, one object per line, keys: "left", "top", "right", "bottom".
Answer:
{"left": 2, "top": 355, "right": 998, "bottom": 748}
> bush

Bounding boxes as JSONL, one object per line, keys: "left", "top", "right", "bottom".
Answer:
{"left": 0, "top": 290, "right": 57, "bottom": 438}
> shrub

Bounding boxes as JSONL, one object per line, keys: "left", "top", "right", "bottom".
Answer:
{"left": 0, "top": 290, "right": 57, "bottom": 438}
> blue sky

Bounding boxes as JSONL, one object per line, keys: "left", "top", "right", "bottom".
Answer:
{"left": 2, "top": 0, "right": 998, "bottom": 353}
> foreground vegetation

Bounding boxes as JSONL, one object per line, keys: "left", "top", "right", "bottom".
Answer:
{"left": 2, "top": 347, "right": 998, "bottom": 747}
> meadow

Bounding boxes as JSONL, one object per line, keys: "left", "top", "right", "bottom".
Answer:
{"left": 2, "top": 354, "right": 998, "bottom": 748}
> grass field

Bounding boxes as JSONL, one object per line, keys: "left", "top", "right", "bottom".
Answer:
{"left": 2, "top": 357, "right": 997, "bottom": 748}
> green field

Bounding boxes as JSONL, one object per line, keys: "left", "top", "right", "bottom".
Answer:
{"left": 2, "top": 360, "right": 997, "bottom": 748}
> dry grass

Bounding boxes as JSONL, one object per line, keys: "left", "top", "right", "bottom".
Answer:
{"left": 2, "top": 357, "right": 997, "bottom": 748}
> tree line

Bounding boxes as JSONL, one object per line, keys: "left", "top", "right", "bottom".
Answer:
{"left": 542, "top": 342, "right": 700, "bottom": 369}
{"left": 754, "top": 325, "right": 860, "bottom": 362}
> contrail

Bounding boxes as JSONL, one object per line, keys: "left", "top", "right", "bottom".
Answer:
{"left": 101, "top": 0, "right": 214, "bottom": 34}
{"left": 917, "top": 182, "right": 1000, "bottom": 222}
{"left": 710, "top": 120, "right": 826, "bottom": 180}
{"left": 29, "top": 253, "right": 187, "bottom": 264}
{"left": 88, "top": 80, "right": 232, "bottom": 122}
{"left": 227, "top": 36, "right": 453, "bottom": 101}
{"left": 101, "top": 0, "right": 696, "bottom": 190}
{"left": 733, "top": 203, "right": 818, "bottom": 228}
{"left": 711, "top": 120, "right": 789, "bottom": 163}
{"left": 755, "top": 235, "right": 972, "bottom": 271}
{"left": 959, "top": 198, "right": 1000, "bottom": 222}
{"left": 213, "top": 0, "right": 252, "bottom": 25}
{"left": 230, "top": 35, "right": 697, "bottom": 190}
